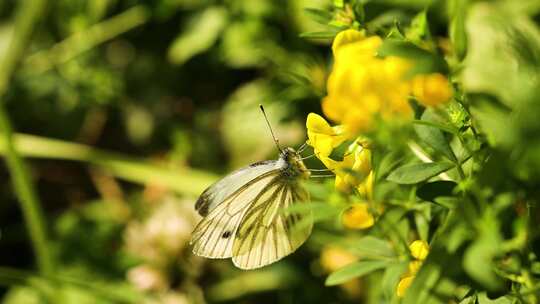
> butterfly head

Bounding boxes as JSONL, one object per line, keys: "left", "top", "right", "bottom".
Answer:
{"left": 280, "top": 147, "right": 310, "bottom": 179}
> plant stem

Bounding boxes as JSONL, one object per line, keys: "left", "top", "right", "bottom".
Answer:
{"left": 23, "top": 5, "right": 150, "bottom": 74}
{"left": 0, "top": 0, "right": 47, "bottom": 93}
{"left": 0, "top": 0, "right": 52, "bottom": 275}
{"left": 0, "top": 133, "right": 218, "bottom": 196}
{"left": 0, "top": 108, "right": 53, "bottom": 275}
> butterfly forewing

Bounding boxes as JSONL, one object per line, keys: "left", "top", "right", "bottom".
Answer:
{"left": 195, "top": 161, "right": 277, "bottom": 216}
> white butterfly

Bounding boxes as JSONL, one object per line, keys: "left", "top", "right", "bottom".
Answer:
{"left": 190, "top": 107, "right": 313, "bottom": 270}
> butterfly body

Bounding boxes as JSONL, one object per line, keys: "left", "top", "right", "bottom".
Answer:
{"left": 190, "top": 147, "right": 312, "bottom": 269}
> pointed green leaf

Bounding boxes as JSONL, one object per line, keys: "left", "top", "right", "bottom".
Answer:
{"left": 381, "top": 262, "right": 408, "bottom": 300}
{"left": 304, "top": 8, "right": 333, "bottom": 25}
{"left": 387, "top": 162, "right": 455, "bottom": 184}
{"left": 449, "top": 0, "right": 468, "bottom": 60}
{"left": 415, "top": 109, "right": 458, "bottom": 162}
{"left": 299, "top": 30, "right": 340, "bottom": 39}
{"left": 344, "top": 236, "right": 396, "bottom": 259}
{"left": 325, "top": 260, "right": 390, "bottom": 286}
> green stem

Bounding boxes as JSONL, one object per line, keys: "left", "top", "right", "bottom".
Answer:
{"left": 23, "top": 5, "right": 150, "bottom": 74}
{"left": 455, "top": 160, "right": 466, "bottom": 180}
{"left": 0, "top": 0, "right": 52, "bottom": 275}
{"left": 0, "top": 108, "right": 53, "bottom": 275}
{"left": 0, "top": 0, "right": 47, "bottom": 93}
{"left": 0, "top": 133, "right": 217, "bottom": 196}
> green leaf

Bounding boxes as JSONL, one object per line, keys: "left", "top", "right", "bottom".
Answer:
{"left": 405, "top": 10, "right": 431, "bottom": 45}
{"left": 375, "top": 151, "right": 404, "bottom": 181}
{"left": 412, "top": 120, "right": 458, "bottom": 135}
{"left": 168, "top": 7, "right": 228, "bottom": 64}
{"left": 417, "top": 181, "right": 457, "bottom": 202}
{"left": 299, "top": 30, "right": 339, "bottom": 39}
{"left": 304, "top": 8, "right": 333, "bottom": 25}
{"left": 415, "top": 109, "right": 458, "bottom": 162}
{"left": 387, "top": 162, "right": 455, "bottom": 184}
{"left": 381, "top": 262, "right": 408, "bottom": 300}
{"left": 448, "top": 0, "right": 468, "bottom": 60}
{"left": 344, "top": 236, "right": 396, "bottom": 259}
{"left": 402, "top": 262, "right": 444, "bottom": 304}
{"left": 325, "top": 260, "right": 390, "bottom": 286}
{"left": 414, "top": 211, "right": 429, "bottom": 241}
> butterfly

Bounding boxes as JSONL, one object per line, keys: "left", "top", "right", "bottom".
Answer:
{"left": 190, "top": 106, "right": 314, "bottom": 269}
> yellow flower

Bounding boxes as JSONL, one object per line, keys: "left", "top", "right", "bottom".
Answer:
{"left": 306, "top": 113, "right": 373, "bottom": 195}
{"left": 412, "top": 73, "right": 453, "bottom": 107}
{"left": 396, "top": 276, "right": 414, "bottom": 297}
{"left": 342, "top": 203, "right": 374, "bottom": 229}
{"left": 334, "top": 142, "right": 372, "bottom": 193}
{"left": 357, "top": 171, "right": 374, "bottom": 200}
{"left": 324, "top": 29, "right": 413, "bottom": 133}
{"left": 320, "top": 246, "right": 363, "bottom": 297}
{"left": 323, "top": 29, "right": 453, "bottom": 133}
{"left": 409, "top": 240, "right": 430, "bottom": 260}
{"left": 320, "top": 246, "right": 358, "bottom": 272}
{"left": 397, "top": 240, "right": 430, "bottom": 297}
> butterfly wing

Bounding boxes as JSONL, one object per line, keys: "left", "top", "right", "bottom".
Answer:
{"left": 195, "top": 160, "right": 276, "bottom": 216}
{"left": 190, "top": 162, "right": 281, "bottom": 259}
{"left": 232, "top": 182, "right": 312, "bottom": 269}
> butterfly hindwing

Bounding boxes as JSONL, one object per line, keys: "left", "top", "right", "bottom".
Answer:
{"left": 190, "top": 170, "right": 280, "bottom": 259}
{"left": 232, "top": 181, "right": 312, "bottom": 270}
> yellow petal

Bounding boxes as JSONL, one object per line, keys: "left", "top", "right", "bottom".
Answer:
{"left": 408, "top": 260, "right": 423, "bottom": 275}
{"left": 306, "top": 112, "right": 334, "bottom": 134}
{"left": 409, "top": 240, "right": 430, "bottom": 260}
{"left": 356, "top": 171, "right": 374, "bottom": 200}
{"left": 332, "top": 29, "right": 365, "bottom": 55}
{"left": 342, "top": 203, "right": 374, "bottom": 229}
{"left": 306, "top": 113, "right": 348, "bottom": 157}
{"left": 396, "top": 276, "right": 415, "bottom": 297}
{"left": 412, "top": 73, "right": 453, "bottom": 107}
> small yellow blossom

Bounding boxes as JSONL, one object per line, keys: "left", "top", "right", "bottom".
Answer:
{"left": 407, "top": 260, "right": 423, "bottom": 274}
{"left": 320, "top": 246, "right": 358, "bottom": 272}
{"left": 320, "top": 246, "right": 363, "bottom": 297}
{"left": 396, "top": 276, "right": 414, "bottom": 297}
{"left": 342, "top": 203, "right": 374, "bottom": 229}
{"left": 409, "top": 240, "right": 430, "bottom": 260}
{"left": 412, "top": 73, "right": 453, "bottom": 107}
{"left": 397, "top": 240, "right": 430, "bottom": 297}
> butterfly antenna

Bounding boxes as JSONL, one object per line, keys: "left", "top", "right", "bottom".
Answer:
{"left": 259, "top": 105, "right": 283, "bottom": 153}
